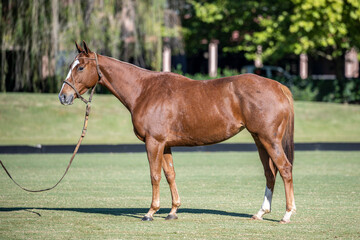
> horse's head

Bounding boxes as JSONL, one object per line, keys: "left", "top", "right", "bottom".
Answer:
{"left": 58, "top": 41, "right": 100, "bottom": 105}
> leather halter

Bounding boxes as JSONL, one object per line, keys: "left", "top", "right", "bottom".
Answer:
{"left": 63, "top": 52, "right": 102, "bottom": 104}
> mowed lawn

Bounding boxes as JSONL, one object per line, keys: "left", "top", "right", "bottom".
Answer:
{"left": 1, "top": 93, "right": 360, "bottom": 145}
{"left": 1, "top": 151, "right": 359, "bottom": 239}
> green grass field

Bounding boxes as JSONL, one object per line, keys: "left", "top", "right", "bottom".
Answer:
{"left": 1, "top": 93, "right": 360, "bottom": 145}
{"left": 1, "top": 93, "right": 360, "bottom": 238}
{"left": 1, "top": 151, "right": 359, "bottom": 239}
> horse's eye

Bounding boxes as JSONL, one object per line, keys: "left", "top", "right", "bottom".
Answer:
{"left": 78, "top": 66, "right": 84, "bottom": 71}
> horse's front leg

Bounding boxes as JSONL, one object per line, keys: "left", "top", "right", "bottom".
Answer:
{"left": 142, "top": 137, "right": 165, "bottom": 221}
{"left": 162, "top": 147, "right": 181, "bottom": 220}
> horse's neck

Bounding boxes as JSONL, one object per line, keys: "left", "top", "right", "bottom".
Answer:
{"left": 98, "top": 56, "right": 154, "bottom": 111}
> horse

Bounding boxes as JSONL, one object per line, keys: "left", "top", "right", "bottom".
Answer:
{"left": 59, "top": 41, "right": 296, "bottom": 223}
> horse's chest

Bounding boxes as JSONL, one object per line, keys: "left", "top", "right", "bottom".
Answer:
{"left": 131, "top": 116, "right": 146, "bottom": 142}
{"left": 131, "top": 109, "right": 169, "bottom": 142}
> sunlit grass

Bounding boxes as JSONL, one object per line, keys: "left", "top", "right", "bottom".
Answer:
{"left": 1, "top": 151, "right": 359, "bottom": 239}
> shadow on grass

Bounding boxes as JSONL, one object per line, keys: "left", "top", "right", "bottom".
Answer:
{"left": 0, "top": 207, "right": 274, "bottom": 221}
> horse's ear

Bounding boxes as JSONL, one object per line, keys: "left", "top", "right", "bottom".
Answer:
{"left": 82, "top": 40, "right": 92, "bottom": 54}
{"left": 75, "top": 41, "right": 84, "bottom": 53}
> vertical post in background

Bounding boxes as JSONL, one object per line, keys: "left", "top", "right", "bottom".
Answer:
{"left": 208, "top": 41, "right": 218, "bottom": 78}
{"left": 300, "top": 53, "right": 308, "bottom": 79}
{"left": 162, "top": 45, "right": 171, "bottom": 72}
{"left": 345, "top": 48, "right": 359, "bottom": 78}
{"left": 254, "top": 45, "right": 263, "bottom": 68}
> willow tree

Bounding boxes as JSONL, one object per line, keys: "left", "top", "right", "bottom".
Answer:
{"left": 1, "top": 0, "right": 56, "bottom": 92}
{"left": 1, "top": 0, "right": 180, "bottom": 92}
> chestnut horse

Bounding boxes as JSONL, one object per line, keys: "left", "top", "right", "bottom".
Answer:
{"left": 59, "top": 42, "right": 296, "bottom": 223}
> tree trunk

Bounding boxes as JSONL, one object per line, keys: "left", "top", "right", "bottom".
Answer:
{"left": 84, "top": 0, "right": 94, "bottom": 26}
{"left": 51, "top": 0, "right": 59, "bottom": 92}
{"left": 1, "top": 41, "right": 6, "bottom": 92}
{"left": 334, "top": 55, "right": 347, "bottom": 102}
{"left": 121, "top": 0, "right": 136, "bottom": 62}
{"left": 24, "top": 40, "right": 31, "bottom": 91}
{"left": 14, "top": 50, "right": 23, "bottom": 91}
{"left": 31, "top": 0, "right": 39, "bottom": 92}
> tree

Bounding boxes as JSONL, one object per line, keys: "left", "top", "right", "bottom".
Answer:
{"left": 0, "top": 0, "right": 178, "bottom": 92}
{"left": 182, "top": 0, "right": 279, "bottom": 57}
{"left": 244, "top": 1, "right": 360, "bottom": 71}
{"left": 183, "top": 0, "right": 360, "bottom": 73}
{"left": 242, "top": 0, "right": 360, "bottom": 101}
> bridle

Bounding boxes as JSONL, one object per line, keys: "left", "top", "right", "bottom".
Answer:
{"left": 63, "top": 52, "right": 103, "bottom": 105}
{"left": 0, "top": 52, "right": 102, "bottom": 192}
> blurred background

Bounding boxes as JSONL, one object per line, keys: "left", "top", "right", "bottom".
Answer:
{"left": 1, "top": 0, "right": 359, "bottom": 103}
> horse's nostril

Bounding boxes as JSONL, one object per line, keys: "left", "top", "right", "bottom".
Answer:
{"left": 59, "top": 94, "right": 66, "bottom": 104}
{"left": 59, "top": 94, "right": 74, "bottom": 105}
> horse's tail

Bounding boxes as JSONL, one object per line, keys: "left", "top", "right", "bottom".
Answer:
{"left": 281, "top": 85, "right": 294, "bottom": 165}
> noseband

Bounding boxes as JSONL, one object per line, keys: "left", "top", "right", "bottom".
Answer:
{"left": 63, "top": 52, "right": 103, "bottom": 104}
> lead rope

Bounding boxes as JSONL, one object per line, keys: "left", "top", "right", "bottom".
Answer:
{"left": 0, "top": 53, "right": 102, "bottom": 192}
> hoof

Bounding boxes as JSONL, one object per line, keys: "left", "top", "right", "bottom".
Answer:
{"left": 251, "top": 215, "right": 263, "bottom": 221}
{"left": 141, "top": 216, "right": 153, "bottom": 221}
{"left": 280, "top": 219, "right": 290, "bottom": 224}
{"left": 165, "top": 214, "right": 178, "bottom": 220}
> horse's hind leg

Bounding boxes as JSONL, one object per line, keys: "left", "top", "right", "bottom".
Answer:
{"left": 251, "top": 135, "right": 278, "bottom": 220}
{"left": 259, "top": 137, "right": 296, "bottom": 223}
{"left": 162, "top": 147, "right": 181, "bottom": 220}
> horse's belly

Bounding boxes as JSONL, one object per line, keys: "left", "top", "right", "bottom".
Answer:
{"left": 167, "top": 119, "right": 244, "bottom": 146}
{"left": 165, "top": 97, "right": 244, "bottom": 146}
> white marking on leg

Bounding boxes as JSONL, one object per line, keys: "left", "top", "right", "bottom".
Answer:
{"left": 261, "top": 186, "right": 273, "bottom": 212}
{"left": 281, "top": 209, "right": 295, "bottom": 223}
{"left": 281, "top": 199, "right": 296, "bottom": 223}
{"left": 282, "top": 210, "right": 292, "bottom": 223}
{"left": 254, "top": 186, "right": 273, "bottom": 219}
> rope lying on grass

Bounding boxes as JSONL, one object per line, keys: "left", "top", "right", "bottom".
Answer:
{"left": 0, "top": 52, "right": 102, "bottom": 192}
{"left": 0, "top": 89, "right": 94, "bottom": 192}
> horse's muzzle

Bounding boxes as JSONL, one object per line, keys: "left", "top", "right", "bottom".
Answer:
{"left": 59, "top": 94, "right": 74, "bottom": 105}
